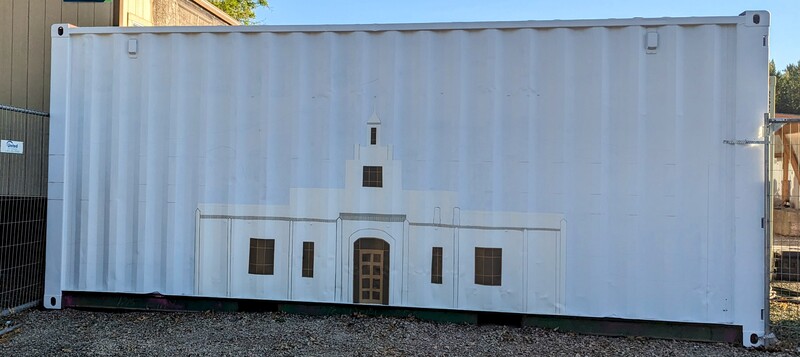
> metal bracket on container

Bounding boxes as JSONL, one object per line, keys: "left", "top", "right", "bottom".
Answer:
{"left": 723, "top": 139, "right": 765, "bottom": 145}
{"left": 770, "top": 118, "right": 800, "bottom": 125}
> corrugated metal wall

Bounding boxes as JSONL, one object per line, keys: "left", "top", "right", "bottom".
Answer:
{"left": 0, "top": 0, "right": 233, "bottom": 196}
{"left": 46, "top": 13, "right": 770, "bottom": 345}
{"left": 0, "top": 0, "right": 113, "bottom": 197}
{"left": 0, "top": 0, "right": 114, "bottom": 112}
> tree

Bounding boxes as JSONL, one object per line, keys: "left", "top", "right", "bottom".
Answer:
{"left": 775, "top": 61, "right": 800, "bottom": 114}
{"left": 209, "top": 0, "right": 269, "bottom": 25}
{"left": 772, "top": 60, "right": 782, "bottom": 115}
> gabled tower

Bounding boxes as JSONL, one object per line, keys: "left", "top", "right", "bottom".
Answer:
{"left": 343, "top": 111, "right": 403, "bottom": 214}
{"left": 367, "top": 110, "right": 381, "bottom": 146}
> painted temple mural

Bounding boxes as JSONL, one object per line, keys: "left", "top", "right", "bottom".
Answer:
{"left": 195, "top": 112, "right": 566, "bottom": 314}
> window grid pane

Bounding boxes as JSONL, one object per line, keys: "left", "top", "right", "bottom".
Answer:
{"left": 302, "top": 241, "right": 314, "bottom": 278}
{"left": 474, "top": 247, "right": 501, "bottom": 286}
{"left": 248, "top": 238, "right": 275, "bottom": 275}
{"left": 431, "top": 247, "right": 443, "bottom": 284}
{"left": 362, "top": 166, "right": 383, "bottom": 187}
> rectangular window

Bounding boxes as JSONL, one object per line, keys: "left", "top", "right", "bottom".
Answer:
{"left": 474, "top": 247, "right": 501, "bottom": 286}
{"left": 431, "top": 247, "right": 443, "bottom": 284}
{"left": 249, "top": 238, "right": 275, "bottom": 275}
{"left": 370, "top": 128, "right": 377, "bottom": 145}
{"left": 362, "top": 166, "right": 383, "bottom": 187}
{"left": 302, "top": 241, "right": 314, "bottom": 278}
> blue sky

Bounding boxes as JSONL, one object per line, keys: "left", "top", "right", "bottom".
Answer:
{"left": 255, "top": 0, "right": 799, "bottom": 70}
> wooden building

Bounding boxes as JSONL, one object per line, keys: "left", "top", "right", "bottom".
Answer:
{"left": 0, "top": 0, "right": 237, "bottom": 196}
{"left": 0, "top": 0, "right": 238, "bottom": 113}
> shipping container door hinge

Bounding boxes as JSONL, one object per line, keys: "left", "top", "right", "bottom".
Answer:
{"left": 762, "top": 217, "right": 765, "bottom": 228}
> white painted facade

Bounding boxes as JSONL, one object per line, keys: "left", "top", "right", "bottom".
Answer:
{"left": 45, "top": 12, "right": 770, "bottom": 346}
{"left": 195, "top": 114, "right": 566, "bottom": 313}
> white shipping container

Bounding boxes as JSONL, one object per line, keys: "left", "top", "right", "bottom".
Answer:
{"left": 45, "top": 11, "right": 770, "bottom": 346}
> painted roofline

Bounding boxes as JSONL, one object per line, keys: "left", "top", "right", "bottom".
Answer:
{"left": 55, "top": 11, "right": 766, "bottom": 35}
{"left": 191, "top": 0, "right": 241, "bottom": 26}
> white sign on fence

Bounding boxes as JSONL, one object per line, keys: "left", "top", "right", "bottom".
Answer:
{"left": 1, "top": 140, "right": 24, "bottom": 154}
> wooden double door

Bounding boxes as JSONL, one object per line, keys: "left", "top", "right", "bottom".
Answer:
{"left": 353, "top": 238, "right": 390, "bottom": 305}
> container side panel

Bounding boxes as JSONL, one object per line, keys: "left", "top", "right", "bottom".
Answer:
{"left": 733, "top": 12, "right": 770, "bottom": 346}
{"left": 290, "top": 222, "right": 338, "bottom": 302}
{"left": 229, "top": 220, "right": 290, "bottom": 299}
{"left": 407, "top": 225, "right": 456, "bottom": 309}
{"left": 50, "top": 18, "right": 765, "bottom": 343}
{"left": 169, "top": 33, "right": 202, "bottom": 295}
{"left": 197, "top": 219, "right": 229, "bottom": 297}
{"left": 44, "top": 26, "right": 69, "bottom": 309}
{"left": 527, "top": 231, "right": 560, "bottom": 314}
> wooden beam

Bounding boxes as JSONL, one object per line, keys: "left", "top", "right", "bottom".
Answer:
{"left": 779, "top": 127, "right": 800, "bottom": 204}
{"left": 782, "top": 131, "right": 791, "bottom": 202}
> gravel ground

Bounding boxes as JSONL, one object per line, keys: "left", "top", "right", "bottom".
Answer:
{"left": 2, "top": 309, "right": 798, "bottom": 356}
{"left": 772, "top": 299, "right": 800, "bottom": 352}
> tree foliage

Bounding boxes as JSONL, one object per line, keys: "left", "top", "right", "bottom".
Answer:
{"left": 209, "top": 0, "right": 268, "bottom": 25}
{"left": 774, "top": 60, "right": 800, "bottom": 115}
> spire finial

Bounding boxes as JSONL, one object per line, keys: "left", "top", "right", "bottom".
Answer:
{"left": 367, "top": 107, "right": 381, "bottom": 125}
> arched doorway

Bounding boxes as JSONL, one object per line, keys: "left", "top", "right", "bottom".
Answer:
{"left": 353, "top": 238, "right": 390, "bottom": 305}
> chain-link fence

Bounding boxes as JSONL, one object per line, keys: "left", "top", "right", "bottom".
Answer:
{"left": 0, "top": 104, "right": 49, "bottom": 320}
{"left": 770, "top": 114, "right": 800, "bottom": 346}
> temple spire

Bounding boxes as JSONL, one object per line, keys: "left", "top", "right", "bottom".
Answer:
{"left": 367, "top": 110, "right": 380, "bottom": 145}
